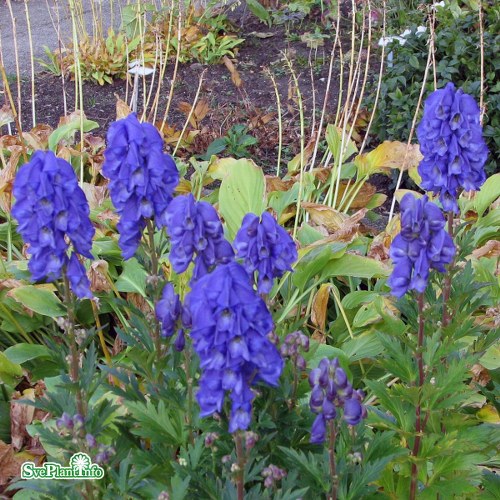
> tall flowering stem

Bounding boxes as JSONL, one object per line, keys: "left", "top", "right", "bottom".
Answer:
{"left": 410, "top": 293, "right": 426, "bottom": 500}
{"left": 62, "top": 272, "right": 85, "bottom": 418}
{"left": 234, "top": 432, "right": 245, "bottom": 500}
{"left": 146, "top": 219, "right": 162, "bottom": 361}
{"left": 442, "top": 212, "right": 454, "bottom": 327}
{"left": 328, "top": 420, "right": 338, "bottom": 500}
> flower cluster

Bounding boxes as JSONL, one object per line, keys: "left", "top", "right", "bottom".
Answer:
{"left": 416, "top": 82, "right": 488, "bottom": 212}
{"left": 234, "top": 212, "right": 298, "bottom": 294}
{"left": 388, "top": 194, "right": 455, "bottom": 298}
{"left": 12, "top": 151, "right": 94, "bottom": 298}
{"left": 262, "top": 464, "right": 287, "bottom": 489}
{"left": 102, "top": 113, "right": 179, "bottom": 259}
{"left": 309, "top": 358, "right": 366, "bottom": 444}
{"left": 164, "top": 193, "right": 234, "bottom": 281}
{"left": 280, "top": 331, "right": 309, "bottom": 372}
{"left": 186, "top": 262, "right": 283, "bottom": 433}
{"left": 155, "top": 283, "right": 186, "bottom": 351}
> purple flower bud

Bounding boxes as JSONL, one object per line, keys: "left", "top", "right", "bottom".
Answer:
{"left": 56, "top": 412, "right": 73, "bottom": 430}
{"left": 155, "top": 283, "right": 181, "bottom": 338}
{"left": 204, "top": 432, "right": 219, "bottom": 447}
{"left": 343, "top": 398, "right": 365, "bottom": 426}
{"left": 174, "top": 329, "right": 186, "bottom": 352}
{"left": 310, "top": 413, "right": 326, "bottom": 444}
{"left": 244, "top": 431, "right": 259, "bottom": 450}
{"left": 86, "top": 434, "right": 97, "bottom": 448}
{"left": 296, "top": 355, "right": 307, "bottom": 371}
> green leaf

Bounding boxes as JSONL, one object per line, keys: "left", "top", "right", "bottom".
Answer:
{"left": 48, "top": 115, "right": 99, "bottom": 151}
{"left": 304, "top": 341, "right": 350, "bottom": 368}
{"left": 115, "top": 258, "right": 147, "bottom": 297}
{"left": 475, "top": 173, "right": 500, "bottom": 217}
{"left": 321, "top": 253, "right": 391, "bottom": 280}
{"left": 292, "top": 242, "right": 348, "bottom": 290}
{"left": 170, "top": 475, "right": 191, "bottom": 500}
{"left": 325, "top": 124, "right": 358, "bottom": 163}
{"left": 211, "top": 158, "right": 266, "bottom": 240}
{"left": 409, "top": 55, "right": 420, "bottom": 69}
{"left": 10, "top": 286, "right": 65, "bottom": 318}
{"left": 3, "top": 344, "right": 52, "bottom": 364}
{"left": 246, "top": 0, "right": 271, "bottom": 24}
{"left": 0, "top": 351, "right": 23, "bottom": 386}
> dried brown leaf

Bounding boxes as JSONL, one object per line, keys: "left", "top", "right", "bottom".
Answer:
{"left": 472, "top": 240, "right": 500, "bottom": 260}
{"left": 471, "top": 364, "right": 491, "bottom": 387}
{"left": 265, "top": 175, "right": 294, "bottom": 194}
{"left": 88, "top": 260, "right": 111, "bottom": 293}
{"left": 311, "top": 284, "right": 331, "bottom": 331}
{"left": 0, "top": 441, "right": 23, "bottom": 486}
{"left": 115, "top": 95, "right": 131, "bottom": 120}
{"left": 222, "top": 55, "right": 243, "bottom": 88}
{"left": 10, "top": 389, "right": 35, "bottom": 452}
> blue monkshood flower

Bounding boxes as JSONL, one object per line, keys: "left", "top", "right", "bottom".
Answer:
{"left": 102, "top": 113, "right": 179, "bottom": 259}
{"left": 308, "top": 358, "right": 367, "bottom": 444}
{"left": 234, "top": 212, "right": 298, "bottom": 294}
{"left": 186, "top": 261, "right": 283, "bottom": 433}
{"left": 12, "top": 150, "right": 94, "bottom": 298}
{"left": 164, "top": 193, "right": 234, "bottom": 281}
{"left": 155, "top": 283, "right": 182, "bottom": 338}
{"left": 416, "top": 82, "right": 488, "bottom": 212}
{"left": 387, "top": 194, "right": 455, "bottom": 298}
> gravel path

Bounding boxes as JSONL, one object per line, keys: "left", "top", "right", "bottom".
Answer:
{"left": 0, "top": 0, "right": 127, "bottom": 76}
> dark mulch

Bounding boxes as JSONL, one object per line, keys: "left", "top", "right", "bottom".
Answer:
{"left": 2, "top": 5, "right": 392, "bottom": 201}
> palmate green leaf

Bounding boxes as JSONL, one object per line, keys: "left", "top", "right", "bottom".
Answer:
{"left": 365, "top": 381, "right": 414, "bottom": 433}
{"left": 126, "top": 400, "right": 187, "bottom": 446}
{"left": 115, "top": 258, "right": 147, "bottom": 297}
{"left": 278, "top": 446, "right": 329, "bottom": 492}
{"left": 9, "top": 285, "right": 65, "bottom": 318}
{"left": 210, "top": 158, "right": 266, "bottom": 241}
{"left": 170, "top": 475, "right": 191, "bottom": 500}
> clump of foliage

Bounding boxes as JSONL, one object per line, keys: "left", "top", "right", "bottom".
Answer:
{"left": 369, "top": 0, "right": 499, "bottom": 173}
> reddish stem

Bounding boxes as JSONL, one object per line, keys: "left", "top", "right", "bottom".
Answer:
{"left": 410, "top": 293, "right": 425, "bottom": 500}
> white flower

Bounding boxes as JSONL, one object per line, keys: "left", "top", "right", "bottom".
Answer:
{"left": 416, "top": 26, "right": 427, "bottom": 36}
{"left": 400, "top": 29, "right": 412, "bottom": 38}
{"left": 433, "top": 1, "right": 445, "bottom": 9}
{"left": 378, "top": 35, "right": 406, "bottom": 47}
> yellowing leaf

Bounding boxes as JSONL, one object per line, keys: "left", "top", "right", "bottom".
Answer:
{"left": 311, "top": 284, "right": 331, "bottom": 330}
{"left": 356, "top": 141, "right": 423, "bottom": 177}
{"left": 115, "top": 95, "right": 131, "bottom": 119}
{"left": 477, "top": 405, "right": 500, "bottom": 423}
